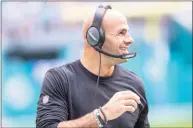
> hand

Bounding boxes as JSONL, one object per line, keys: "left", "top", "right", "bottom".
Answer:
{"left": 101, "top": 90, "right": 141, "bottom": 121}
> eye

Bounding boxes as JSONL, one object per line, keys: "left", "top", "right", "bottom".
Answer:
{"left": 118, "top": 30, "right": 127, "bottom": 36}
{"left": 119, "top": 31, "right": 124, "bottom": 35}
{"left": 118, "top": 31, "right": 124, "bottom": 36}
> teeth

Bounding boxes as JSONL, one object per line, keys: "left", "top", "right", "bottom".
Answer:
{"left": 121, "top": 48, "right": 127, "bottom": 51}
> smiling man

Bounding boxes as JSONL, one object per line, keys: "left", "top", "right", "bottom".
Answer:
{"left": 36, "top": 4, "right": 150, "bottom": 128}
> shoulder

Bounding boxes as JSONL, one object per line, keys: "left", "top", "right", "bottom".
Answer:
{"left": 46, "top": 60, "right": 78, "bottom": 78}
{"left": 117, "top": 65, "right": 143, "bottom": 83}
{"left": 43, "top": 60, "right": 79, "bottom": 89}
{"left": 42, "top": 60, "right": 79, "bottom": 93}
{"left": 117, "top": 65, "right": 146, "bottom": 97}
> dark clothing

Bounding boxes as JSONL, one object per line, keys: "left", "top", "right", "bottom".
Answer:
{"left": 36, "top": 59, "right": 150, "bottom": 128}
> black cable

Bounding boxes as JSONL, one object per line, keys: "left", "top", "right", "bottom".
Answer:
{"left": 95, "top": 53, "right": 108, "bottom": 125}
{"left": 93, "top": 52, "right": 101, "bottom": 105}
{"left": 96, "top": 52, "right": 101, "bottom": 88}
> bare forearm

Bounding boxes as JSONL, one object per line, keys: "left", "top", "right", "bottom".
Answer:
{"left": 57, "top": 111, "right": 98, "bottom": 128}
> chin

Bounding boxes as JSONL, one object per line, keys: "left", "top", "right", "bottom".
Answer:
{"left": 120, "top": 58, "right": 128, "bottom": 63}
{"left": 114, "top": 58, "right": 128, "bottom": 65}
{"left": 124, "top": 58, "right": 129, "bottom": 62}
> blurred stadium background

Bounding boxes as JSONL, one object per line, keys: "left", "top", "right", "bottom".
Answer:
{"left": 1, "top": 2, "right": 192, "bottom": 127}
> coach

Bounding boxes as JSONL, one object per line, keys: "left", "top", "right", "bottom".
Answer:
{"left": 36, "top": 4, "right": 150, "bottom": 128}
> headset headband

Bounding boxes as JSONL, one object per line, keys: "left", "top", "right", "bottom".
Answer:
{"left": 92, "top": 5, "right": 112, "bottom": 29}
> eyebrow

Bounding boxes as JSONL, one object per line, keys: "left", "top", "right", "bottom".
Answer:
{"left": 117, "top": 28, "right": 129, "bottom": 34}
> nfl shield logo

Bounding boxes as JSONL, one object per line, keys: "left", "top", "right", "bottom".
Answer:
{"left": 42, "top": 95, "right": 49, "bottom": 104}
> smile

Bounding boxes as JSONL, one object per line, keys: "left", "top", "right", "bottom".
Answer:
{"left": 120, "top": 48, "right": 128, "bottom": 51}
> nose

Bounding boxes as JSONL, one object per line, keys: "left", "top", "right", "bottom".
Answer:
{"left": 124, "top": 35, "right": 134, "bottom": 45}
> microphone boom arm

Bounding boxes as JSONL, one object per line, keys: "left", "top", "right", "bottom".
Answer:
{"left": 94, "top": 46, "right": 136, "bottom": 59}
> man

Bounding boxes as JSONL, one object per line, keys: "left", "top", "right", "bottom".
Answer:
{"left": 36, "top": 4, "right": 150, "bottom": 128}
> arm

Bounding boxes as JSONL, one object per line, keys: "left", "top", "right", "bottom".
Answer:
{"left": 58, "top": 91, "right": 142, "bottom": 128}
{"left": 134, "top": 83, "right": 150, "bottom": 128}
{"left": 36, "top": 68, "right": 142, "bottom": 128}
{"left": 36, "top": 69, "right": 99, "bottom": 128}
{"left": 133, "top": 74, "right": 150, "bottom": 128}
{"left": 57, "top": 112, "right": 98, "bottom": 128}
{"left": 36, "top": 69, "right": 68, "bottom": 128}
{"left": 134, "top": 103, "right": 150, "bottom": 128}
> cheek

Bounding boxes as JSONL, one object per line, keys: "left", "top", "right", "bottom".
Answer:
{"left": 105, "top": 40, "right": 119, "bottom": 51}
{"left": 103, "top": 36, "right": 121, "bottom": 51}
{"left": 114, "top": 37, "right": 123, "bottom": 50}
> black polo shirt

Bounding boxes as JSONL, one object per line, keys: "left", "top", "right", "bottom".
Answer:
{"left": 36, "top": 59, "right": 150, "bottom": 128}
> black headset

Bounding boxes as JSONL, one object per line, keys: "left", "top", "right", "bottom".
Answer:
{"left": 86, "top": 4, "right": 136, "bottom": 59}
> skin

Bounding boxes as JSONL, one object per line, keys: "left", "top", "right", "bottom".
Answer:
{"left": 57, "top": 9, "right": 140, "bottom": 128}
{"left": 81, "top": 9, "right": 134, "bottom": 77}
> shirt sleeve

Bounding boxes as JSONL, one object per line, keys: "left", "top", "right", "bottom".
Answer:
{"left": 36, "top": 69, "right": 68, "bottom": 128}
{"left": 134, "top": 82, "right": 150, "bottom": 128}
{"left": 133, "top": 74, "right": 150, "bottom": 128}
{"left": 134, "top": 102, "right": 150, "bottom": 128}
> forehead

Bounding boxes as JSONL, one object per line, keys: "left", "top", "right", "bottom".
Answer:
{"left": 103, "top": 14, "right": 129, "bottom": 32}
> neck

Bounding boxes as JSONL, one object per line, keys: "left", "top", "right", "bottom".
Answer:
{"left": 80, "top": 53, "right": 115, "bottom": 77}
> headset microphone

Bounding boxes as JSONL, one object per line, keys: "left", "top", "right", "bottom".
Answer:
{"left": 94, "top": 46, "right": 136, "bottom": 59}
{"left": 87, "top": 29, "right": 136, "bottom": 59}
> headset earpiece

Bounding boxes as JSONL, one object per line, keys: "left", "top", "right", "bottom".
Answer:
{"left": 99, "top": 27, "right": 105, "bottom": 48}
{"left": 86, "top": 27, "right": 100, "bottom": 46}
{"left": 86, "top": 4, "right": 111, "bottom": 48}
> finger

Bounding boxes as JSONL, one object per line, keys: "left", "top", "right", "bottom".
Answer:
{"left": 118, "top": 92, "right": 140, "bottom": 104}
{"left": 123, "top": 105, "right": 136, "bottom": 112}
{"left": 120, "top": 99, "right": 138, "bottom": 109}
{"left": 115, "top": 90, "right": 135, "bottom": 97}
{"left": 126, "top": 99, "right": 138, "bottom": 109}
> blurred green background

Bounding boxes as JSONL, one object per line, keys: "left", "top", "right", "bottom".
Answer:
{"left": 1, "top": 2, "right": 192, "bottom": 127}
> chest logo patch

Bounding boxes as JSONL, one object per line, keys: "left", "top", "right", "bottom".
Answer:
{"left": 42, "top": 95, "right": 49, "bottom": 104}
